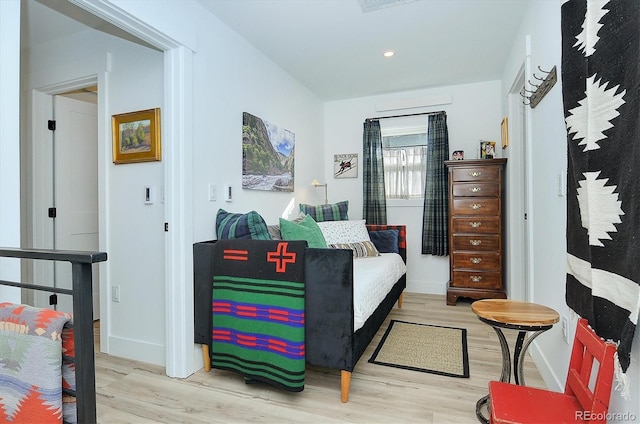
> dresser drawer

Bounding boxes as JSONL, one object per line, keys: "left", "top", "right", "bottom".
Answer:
{"left": 452, "top": 182, "right": 499, "bottom": 197}
{"left": 452, "top": 198, "right": 499, "bottom": 215}
{"left": 453, "top": 252, "right": 501, "bottom": 270}
{"left": 453, "top": 234, "right": 500, "bottom": 251}
{"left": 451, "top": 270, "right": 502, "bottom": 289}
{"left": 451, "top": 166, "right": 501, "bottom": 182}
{"left": 452, "top": 217, "right": 500, "bottom": 234}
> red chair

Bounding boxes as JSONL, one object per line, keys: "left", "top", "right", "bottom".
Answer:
{"left": 488, "top": 318, "right": 617, "bottom": 424}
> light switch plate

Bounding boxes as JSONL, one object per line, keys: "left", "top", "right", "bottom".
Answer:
{"left": 208, "top": 184, "right": 217, "bottom": 201}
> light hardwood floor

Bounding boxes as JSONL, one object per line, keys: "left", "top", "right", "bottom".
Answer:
{"left": 95, "top": 293, "right": 547, "bottom": 423}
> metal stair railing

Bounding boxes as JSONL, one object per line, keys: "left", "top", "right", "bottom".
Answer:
{"left": 0, "top": 247, "right": 107, "bottom": 424}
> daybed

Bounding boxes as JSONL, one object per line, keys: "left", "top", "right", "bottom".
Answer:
{"left": 193, "top": 223, "right": 407, "bottom": 402}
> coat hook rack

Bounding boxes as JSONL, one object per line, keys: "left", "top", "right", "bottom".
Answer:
{"left": 520, "top": 65, "right": 557, "bottom": 108}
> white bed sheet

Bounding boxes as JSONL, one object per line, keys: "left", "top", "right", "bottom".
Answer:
{"left": 353, "top": 253, "right": 407, "bottom": 331}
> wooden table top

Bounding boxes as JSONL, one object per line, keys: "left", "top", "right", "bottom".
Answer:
{"left": 471, "top": 299, "right": 560, "bottom": 327}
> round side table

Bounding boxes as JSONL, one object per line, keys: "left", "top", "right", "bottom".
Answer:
{"left": 471, "top": 299, "right": 559, "bottom": 424}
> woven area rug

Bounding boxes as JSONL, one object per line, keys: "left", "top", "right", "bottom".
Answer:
{"left": 369, "top": 320, "right": 469, "bottom": 378}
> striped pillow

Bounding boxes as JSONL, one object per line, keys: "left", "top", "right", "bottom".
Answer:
{"left": 299, "top": 200, "right": 348, "bottom": 222}
{"left": 329, "top": 241, "right": 380, "bottom": 258}
{"left": 216, "top": 209, "right": 271, "bottom": 240}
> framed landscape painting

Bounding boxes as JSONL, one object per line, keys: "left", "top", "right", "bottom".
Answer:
{"left": 242, "top": 112, "right": 295, "bottom": 192}
{"left": 112, "top": 108, "right": 161, "bottom": 164}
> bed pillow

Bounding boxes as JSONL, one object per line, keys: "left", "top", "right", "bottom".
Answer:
{"left": 317, "top": 219, "right": 379, "bottom": 257}
{"left": 279, "top": 214, "right": 327, "bottom": 248}
{"left": 267, "top": 212, "right": 306, "bottom": 240}
{"left": 328, "top": 241, "right": 380, "bottom": 258}
{"left": 316, "top": 219, "right": 370, "bottom": 244}
{"left": 299, "top": 200, "right": 348, "bottom": 222}
{"left": 369, "top": 229, "right": 400, "bottom": 254}
{"left": 216, "top": 209, "right": 271, "bottom": 240}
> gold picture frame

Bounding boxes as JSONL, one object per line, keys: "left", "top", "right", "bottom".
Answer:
{"left": 501, "top": 117, "right": 509, "bottom": 149}
{"left": 112, "top": 108, "right": 161, "bottom": 164}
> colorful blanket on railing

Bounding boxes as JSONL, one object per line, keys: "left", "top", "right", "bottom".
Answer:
{"left": 211, "top": 239, "right": 306, "bottom": 392}
{"left": 0, "top": 303, "right": 76, "bottom": 424}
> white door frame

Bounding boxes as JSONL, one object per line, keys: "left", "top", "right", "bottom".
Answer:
{"left": 30, "top": 77, "right": 100, "bottom": 315}
{"left": 505, "top": 40, "right": 534, "bottom": 302}
{"left": 71, "top": 0, "right": 195, "bottom": 377}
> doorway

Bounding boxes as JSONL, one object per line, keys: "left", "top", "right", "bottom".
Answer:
{"left": 21, "top": 0, "right": 195, "bottom": 377}
{"left": 506, "top": 63, "right": 533, "bottom": 302}
{"left": 31, "top": 84, "right": 100, "bottom": 321}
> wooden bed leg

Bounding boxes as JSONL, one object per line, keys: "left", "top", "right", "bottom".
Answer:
{"left": 202, "top": 344, "right": 211, "bottom": 372}
{"left": 397, "top": 292, "right": 404, "bottom": 309}
{"left": 341, "top": 370, "right": 351, "bottom": 403}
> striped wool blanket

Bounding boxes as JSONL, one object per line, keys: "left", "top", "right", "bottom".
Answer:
{"left": 0, "top": 303, "right": 76, "bottom": 423}
{"left": 562, "top": 0, "right": 639, "bottom": 399}
{"left": 210, "top": 239, "right": 306, "bottom": 392}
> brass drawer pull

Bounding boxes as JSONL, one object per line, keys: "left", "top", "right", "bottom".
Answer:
{"left": 469, "top": 239, "right": 482, "bottom": 246}
{"left": 469, "top": 171, "right": 482, "bottom": 177}
{"left": 469, "top": 221, "right": 482, "bottom": 228}
{"left": 470, "top": 275, "right": 483, "bottom": 283}
{"left": 470, "top": 257, "right": 482, "bottom": 264}
{"left": 471, "top": 203, "right": 482, "bottom": 210}
{"left": 470, "top": 186, "right": 482, "bottom": 193}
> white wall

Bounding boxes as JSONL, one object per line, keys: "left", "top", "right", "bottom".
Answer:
{"left": 189, "top": 7, "right": 325, "bottom": 238}
{"left": 501, "top": 1, "right": 639, "bottom": 420}
{"left": 0, "top": 0, "right": 22, "bottom": 303}
{"left": 111, "top": 0, "right": 325, "bottom": 236}
{"left": 324, "top": 81, "right": 503, "bottom": 294}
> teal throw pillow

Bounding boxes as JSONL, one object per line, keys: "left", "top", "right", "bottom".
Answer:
{"left": 299, "top": 200, "right": 348, "bottom": 222}
{"left": 279, "top": 215, "right": 327, "bottom": 248}
{"left": 216, "top": 209, "right": 271, "bottom": 240}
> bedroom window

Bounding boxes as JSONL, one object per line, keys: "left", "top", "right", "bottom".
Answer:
{"left": 382, "top": 128, "right": 427, "bottom": 199}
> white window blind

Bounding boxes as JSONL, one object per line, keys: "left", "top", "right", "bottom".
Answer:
{"left": 382, "top": 128, "right": 427, "bottom": 199}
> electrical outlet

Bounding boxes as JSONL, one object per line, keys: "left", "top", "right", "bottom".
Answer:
{"left": 561, "top": 316, "right": 569, "bottom": 344}
{"left": 112, "top": 285, "right": 121, "bottom": 303}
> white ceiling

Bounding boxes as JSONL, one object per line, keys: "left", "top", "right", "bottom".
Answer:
{"left": 197, "top": 0, "right": 530, "bottom": 101}
{"left": 23, "top": 0, "right": 530, "bottom": 102}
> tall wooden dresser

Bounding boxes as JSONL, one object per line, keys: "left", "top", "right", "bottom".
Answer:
{"left": 445, "top": 158, "right": 507, "bottom": 306}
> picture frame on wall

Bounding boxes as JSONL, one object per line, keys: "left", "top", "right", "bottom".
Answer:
{"left": 112, "top": 108, "right": 161, "bottom": 164}
{"left": 501, "top": 117, "right": 509, "bottom": 149}
{"left": 480, "top": 140, "right": 497, "bottom": 159}
{"left": 334, "top": 153, "right": 358, "bottom": 178}
{"left": 242, "top": 112, "right": 295, "bottom": 192}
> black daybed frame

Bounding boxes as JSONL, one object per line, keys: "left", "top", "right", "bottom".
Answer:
{"left": 193, "top": 224, "right": 407, "bottom": 402}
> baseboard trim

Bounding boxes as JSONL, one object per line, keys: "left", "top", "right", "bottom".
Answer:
{"left": 529, "top": 339, "right": 563, "bottom": 392}
{"left": 406, "top": 279, "right": 446, "bottom": 295}
{"left": 108, "top": 336, "right": 165, "bottom": 367}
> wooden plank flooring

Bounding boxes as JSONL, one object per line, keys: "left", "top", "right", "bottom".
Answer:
{"left": 95, "top": 293, "right": 547, "bottom": 423}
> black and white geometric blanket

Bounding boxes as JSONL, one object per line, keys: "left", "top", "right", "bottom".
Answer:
{"left": 561, "top": 0, "right": 639, "bottom": 398}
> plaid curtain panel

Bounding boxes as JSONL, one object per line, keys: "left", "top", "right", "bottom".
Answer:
{"left": 362, "top": 120, "right": 387, "bottom": 225}
{"left": 422, "top": 112, "right": 449, "bottom": 255}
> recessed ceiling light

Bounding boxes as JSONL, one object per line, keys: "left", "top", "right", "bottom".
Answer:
{"left": 383, "top": 51, "right": 395, "bottom": 58}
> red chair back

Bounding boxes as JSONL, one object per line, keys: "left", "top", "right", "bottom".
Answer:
{"left": 565, "top": 318, "right": 617, "bottom": 422}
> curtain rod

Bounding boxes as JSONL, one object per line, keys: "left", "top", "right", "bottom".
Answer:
{"left": 365, "top": 110, "right": 446, "bottom": 122}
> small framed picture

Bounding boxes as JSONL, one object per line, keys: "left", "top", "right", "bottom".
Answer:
{"left": 334, "top": 153, "right": 358, "bottom": 178}
{"left": 501, "top": 117, "right": 509, "bottom": 149}
{"left": 112, "top": 108, "right": 161, "bottom": 164}
{"left": 452, "top": 150, "right": 464, "bottom": 160}
{"left": 480, "top": 141, "right": 497, "bottom": 159}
